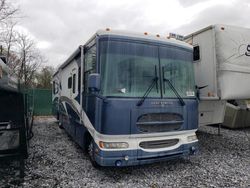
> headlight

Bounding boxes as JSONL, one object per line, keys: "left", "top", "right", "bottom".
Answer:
{"left": 99, "top": 141, "right": 129, "bottom": 149}
{"left": 187, "top": 135, "right": 198, "bottom": 142}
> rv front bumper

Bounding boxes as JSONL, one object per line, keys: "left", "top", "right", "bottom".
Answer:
{"left": 93, "top": 141, "right": 198, "bottom": 167}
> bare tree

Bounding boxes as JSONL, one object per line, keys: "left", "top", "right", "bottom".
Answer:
{"left": 0, "top": 30, "right": 45, "bottom": 87}
{"left": 0, "top": 0, "right": 20, "bottom": 69}
{"left": 36, "top": 66, "right": 54, "bottom": 89}
{"left": 0, "top": 0, "right": 45, "bottom": 88}
{"left": 15, "top": 33, "right": 45, "bottom": 87}
{"left": 0, "top": 0, "right": 19, "bottom": 23}
{"left": 0, "top": 21, "right": 18, "bottom": 64}
{"left": 0, "top": 0, "right": 19, "bottom": 60}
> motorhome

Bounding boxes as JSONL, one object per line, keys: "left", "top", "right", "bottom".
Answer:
{"left": 53, "top": 29, "right": 198, "bottom": 167}
{"left": 52, "top": 70, "right": 60, "bottom": 120}
{"left": 185, "top": 24, "right": 250, "bottom": 127}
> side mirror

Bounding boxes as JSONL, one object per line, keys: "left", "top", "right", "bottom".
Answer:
{"left": 88, "top": 73, "right": 100, "bottom": 92}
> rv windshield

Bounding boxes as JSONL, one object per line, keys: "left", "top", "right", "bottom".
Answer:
{"left": 99, "top": 39, "right": 195, "bottom": 98}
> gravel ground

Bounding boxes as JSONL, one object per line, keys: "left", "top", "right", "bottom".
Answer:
{"left": 0, "top": 117, "right": 250, "bottom": 188}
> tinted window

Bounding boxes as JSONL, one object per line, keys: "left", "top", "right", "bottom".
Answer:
{"left": 84, "top": 45, "right": 96, "bottom": 92}
{"left": 159, "top": 46, "right": 195, "bottom": 98}
{"left": 68, "top": 76, "right": 72, "bottom": 89}
{"left": 73, "top": 74, "right": 76, "bottom": 93}
{"left": 100, "top": 39, "right": 195, "bottom": 98}
{"left": 100, "top": 40, "right": 160, "bottom": 97}
{"left": 78, "top": 67, "right": 81, "bottom": 92}
{"left": 193, "top": 46, "right": 200, "bottom": 61}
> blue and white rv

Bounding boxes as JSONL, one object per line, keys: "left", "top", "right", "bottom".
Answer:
{"left": 52, "top": 29, "right": 198, "bottom": 167}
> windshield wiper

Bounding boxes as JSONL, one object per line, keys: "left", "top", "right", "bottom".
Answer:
{"left": 137, "top": 66, "right": 158, "bottom": 106}
{"left": 162, "top": 67, "right": 185, "bottom": 106}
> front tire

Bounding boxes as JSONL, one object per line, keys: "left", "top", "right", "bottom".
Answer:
{"left": 88, "top": 139, "right": 100, "bottom": 168}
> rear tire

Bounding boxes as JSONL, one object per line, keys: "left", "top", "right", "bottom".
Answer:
{"left": 88, "top": 139, "right": 100, "bottom": 168}
{"left": 58, "top": 114, "right": 64, "bottom": 129}
{"left": 58, "top": 122, "right": 64, "bottom": 129}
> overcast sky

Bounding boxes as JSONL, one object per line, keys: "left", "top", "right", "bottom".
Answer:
{"left": 13, "top": 0, "right": 250, "bottom": 68}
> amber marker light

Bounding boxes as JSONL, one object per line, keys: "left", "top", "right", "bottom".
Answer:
{"left": 99, "top": 141, "right": 105, "bottom": 148}
{"left": 208, "top": 92, "right": 215, "bottom": 97}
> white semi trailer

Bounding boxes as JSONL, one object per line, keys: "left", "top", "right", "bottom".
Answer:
{"left": 185, "top": 24, "right": 250, "bottom": 127}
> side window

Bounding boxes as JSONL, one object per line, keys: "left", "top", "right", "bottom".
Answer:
{"left": 72, "top": 73, "right": 76, "bottom": 93}
{"left": 84, "top": 45, "right": 96, "bottom": 92}
{"left": 68, "top": 76, "right": 72, "bottom": 89}
{"left": 193, "top": 45, "right": 200, "bottom": 61}
{"left": 78, "top": 67, "right": 81, "bottom": 92}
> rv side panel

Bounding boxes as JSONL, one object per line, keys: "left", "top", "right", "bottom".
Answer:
{"left": 214, "top": 25, "right": 250, "bottom": 99}
{"left": 187, "top": 27, "right": 218, "bottom": 99}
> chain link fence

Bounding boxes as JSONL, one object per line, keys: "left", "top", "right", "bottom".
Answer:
{"left": 25, "top": 89, "right": 52, "bottom": 116}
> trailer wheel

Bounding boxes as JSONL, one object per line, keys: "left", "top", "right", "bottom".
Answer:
{"left": 88, "top": 139, "right": 100, "bottom": 168}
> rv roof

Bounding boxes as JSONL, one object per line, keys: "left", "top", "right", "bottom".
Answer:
{"left": 185, "top": 25, "right": 215, "bottom": 39}
{"left": 55, "top": 45, "right": 82, "bottom": 74}
{"left": 55, "top": 29, "right": 192, "bottom": 75}
{"left": 185, "top": 24, "right": 250, "bottom": 39}
{"left": 95, "top": 29, "right": 192, "bottom": 49}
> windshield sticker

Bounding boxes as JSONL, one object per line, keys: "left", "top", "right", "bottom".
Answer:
{"left": 186, "top": 91, "right": 195, "bottom": 97}
{"left": 117, "top": 88, "right": 126, "bottom": 93}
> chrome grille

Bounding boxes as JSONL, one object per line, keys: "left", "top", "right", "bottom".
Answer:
{"left": 137, "top": 123, "right": 181, "bottom": 133}
{"left": 138, "top": 113, "right": 182, "bottom": 122}
{"left": 137, "top": 113, "right": 183, "bottom": 133}
{"left": 139, "top": 139, "right": 179, "bottom": 149}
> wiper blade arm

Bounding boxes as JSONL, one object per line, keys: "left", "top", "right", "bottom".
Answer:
{"left": 162, "top": 66, "right": 185, "bottom": 106}
{"left": 137, "top": 77, "right": 158, "bottom": 107}
{"left": 163, "top": 78, "right": 185, "bottom": 106}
